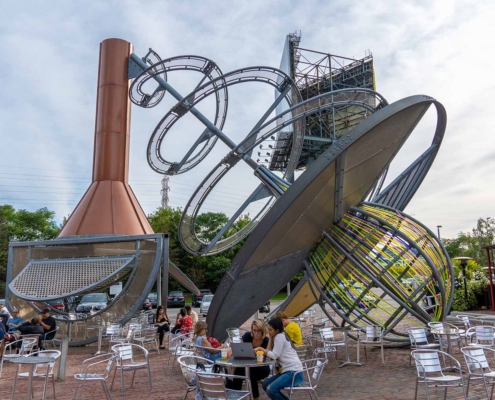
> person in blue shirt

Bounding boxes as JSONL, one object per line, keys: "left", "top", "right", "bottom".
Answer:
{"left": 7, "top": 309, "right": 23, "bottom": 332}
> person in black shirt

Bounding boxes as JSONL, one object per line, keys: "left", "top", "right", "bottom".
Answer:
{"left": 39, "top": 308, "right": 57, "bottom": 347}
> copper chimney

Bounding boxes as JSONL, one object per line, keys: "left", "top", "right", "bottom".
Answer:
{"left": 59, "top": 38, "right": 153, "bottom": 236}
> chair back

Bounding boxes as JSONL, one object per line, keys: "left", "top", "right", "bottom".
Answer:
{"left": 319, "top": 327, "right": 335, "bottom": 341}
{"left": 113, "top": 344, "right": 148, "bottom": 366}
{"left": 474, "top": 326, "right": 495, "bottom": 346}
{"left": 20, "top": 336, "right": 38, "bottom": 354}
{"left": 462, "top": 347, "right": 491, "bottom": 373}
{"left": 102, "top": 355, "right": 117, "bottom": 379}
{"left": 411, "top": 350, "right": 442, "bottom": 376}
{"left": 143, "top": 327, "right": 158, "bottom": 339}
{"left": 407, "top": 328, "right": 429, "bottom": 346}
{"left": 226, "top": 328, "right": 240, "bottom": 338}
{"left": 178, "top": 355, "right": 213, "bottom": 387}
{"left": 295, "top": 344, "right": 310, "bottom": 361}
{"left": 304, "top": 358, "right": 328, "bottom": 389}
{"left": 197, "top": 373, "right": 229, "bottom": 399}
{"left": 105, "top": 324, "right": 120, "bottom": 336}
{"left": 30, "top": 350, "right": 61, "bottom": 376}
{"left": 365, "top": 325, "right": 382, "bottom": 340}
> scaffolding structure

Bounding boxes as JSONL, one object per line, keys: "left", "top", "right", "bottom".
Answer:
{"left": 266, "top": 32, "right": 380, "bottom": 171}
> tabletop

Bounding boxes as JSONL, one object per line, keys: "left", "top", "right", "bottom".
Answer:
{"left": 8, "top": 356, "right": 55, "bottom": 365}
{"left": 215, "top": 356, "right": 276, "bottom": 368}
{"left": 430, "top": 328, "right": 460, "bottom": 335}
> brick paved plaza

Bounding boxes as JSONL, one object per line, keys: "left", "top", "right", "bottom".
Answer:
{"left": 3, "top": 312, "right": 495, "bottom": 400}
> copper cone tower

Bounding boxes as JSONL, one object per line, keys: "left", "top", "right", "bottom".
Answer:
{"left": 59, "top": 39, "right": 153, "bottom": 236}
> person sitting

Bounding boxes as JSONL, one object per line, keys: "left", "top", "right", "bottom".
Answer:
{"left": 274, "top": 312, "right": 303, "bottom": 345}
{"left": 171, "top": 308, "right": 194, "bottom": 337}
{"left": 231, "top": 320, "right": 270, "bottom": 400}
{"left": 185, "top": 305, "right": 198, "bottom": 323}
{"left": 256, "top": 318, "right": 303, "bottom": 400}
{"left": 7, "top": 309, "right": 23, "bottom": 332}
{"left": 193, "top": 321, "right": 225, "bottom": 361}
{"left": 155, "top": 305, "right": 171, "bottom": 349}
{"left": 39, "top": 308, "right": 57, "bottom": 348}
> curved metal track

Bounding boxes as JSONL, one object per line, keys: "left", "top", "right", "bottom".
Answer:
{"left": 178, "top": 89, "right": 388, "bottom": 255}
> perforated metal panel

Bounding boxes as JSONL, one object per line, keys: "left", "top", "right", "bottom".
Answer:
{"left": 9, "top": 256, "right": 135, "bottom": 301}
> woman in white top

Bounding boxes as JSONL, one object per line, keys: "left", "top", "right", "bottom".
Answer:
{"left": 255, "top": 318, "right": 303, "bottom": 400}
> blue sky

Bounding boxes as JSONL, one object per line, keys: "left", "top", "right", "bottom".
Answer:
{"left": 0, "top": 0, "right": 493, "bottom": 239}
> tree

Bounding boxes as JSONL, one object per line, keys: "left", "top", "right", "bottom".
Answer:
{"left": 0, "top": 205, "right": 59, "bottom": 282}
{"left": 147, "top": 207, "right": 249, "bottom": 291}
{"left": 443, "top": 217, "right": 495, "bottom": 266}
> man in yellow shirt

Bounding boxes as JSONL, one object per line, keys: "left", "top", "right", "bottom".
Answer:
{"left": 274, "top": 312, "right": 303, "bottom": 345}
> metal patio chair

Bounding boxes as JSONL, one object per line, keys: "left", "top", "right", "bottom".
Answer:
{"left": 457, "top": 315, "right": 483, "bottom": 344}
{"left": 283, "top": 358, "right": 328, "bottom": 400}
{"left": 108, "top": 326, "right": 132, "bottom": 351}
{"left": 133, "top": 326, "right": 159, "bottom": 354}
{"left": 197, "top": 372, "right": 251, "bottom": 400}
{"left": 169, "top": 336, "right": 195, "bottom": 371}
{"left": 73, "top": 353, "right": 117, "bottom": 400}
{"left": 0, "top": 336, "right": 37, "bottom": 378}
{"left": 407, "top": 327, "right": 441, "bottom": 365}
{"left": 357, "top": 325, "right": 384, "bottom": 364}
{"left": 11, "top": 349, "right": 61, "bottom": 400}
{"left": 314, "top": 327, "right": 344, "bottom": 362}
{"left": 461, "top": 346, "right": 495, "bottom": 399}
{"left": 466, "top": 326, "right": 495, "bottom": 350}
{"left": 111, "top": 343, "right": 152, "bottom": 395}
{"left": 411, "top": 349, "right": 467, "bottom": 400}
{"left": 41, "top": 326, "right": 59, "bottom": 349}
{"left": 177, "top": 355, "right": 214, "bottom": 400}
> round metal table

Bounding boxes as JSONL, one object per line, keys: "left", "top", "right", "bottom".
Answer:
{"left": 430, "top": 327, "right": 464, "bottom": 370}
{"left": 9, "top": 356, "right": 55, "bottom": 400}
{"left": 331, "top": 326, "right": 362, "bottom": 368}
{"left": 88, "top": 325, "right": 107, "bottom": 355}
{"left": 215, "top": 356, "right": 276, "bottom": 378}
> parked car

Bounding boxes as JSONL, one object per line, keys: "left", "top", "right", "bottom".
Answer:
{"left": 200, "top": 294, "right": 214, "bottom": 316}
{"left": 0, "top": 299, "right": 5, "bottom": 306}
{"left": 167, "top": 291, "right": 186, "bottom": 308}
{"left": 258, "top": 300, "right": 270, "bottom": 313}
{"left": 47, "top": 299, "right": 67, "bottom": 312}
{"left": 142, "top": 298, "right": 152, "bottom": 311}
{"left": 75, "top": 293, "right": 110, "bottom": 313}
{"left": 148, "top": 292, "right": 158, "bottom": 308}
{"left": 192, "top": 289, "right": 212, "bottom": 307}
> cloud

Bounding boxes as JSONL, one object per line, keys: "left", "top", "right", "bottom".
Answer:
{"left": 0, "top": 0, "right": 493, "bottom": 240}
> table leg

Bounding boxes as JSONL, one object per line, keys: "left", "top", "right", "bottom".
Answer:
{"left": 95, "top": 327, "right": 106, "bottom": 355}
{"left": 338, "top": 330, "right": 361, "bottom": 368}
{"left": 26, "top": 364, "right": 35, "bottom": 400}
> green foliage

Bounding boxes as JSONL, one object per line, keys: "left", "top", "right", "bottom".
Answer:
{"left": 147, "top": 207, "right": 248, "bottom": 291}
{"left": 451, "top": 278, "right": 489, "bottom": 311}
{"left": 0, "top": 205, "right": 59, "bottom": 282}
{"left": 444, "top": 217, "right": 495, "bottom": 266}
{"left": 451, "top": 288, "right": 477, "bottom": 311}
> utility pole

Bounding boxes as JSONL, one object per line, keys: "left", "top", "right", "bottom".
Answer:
{"left": 161, "top": 176, "right": 170, "bottom": 208}
{"left": 437, "top": 225, "right": 442, "bottom": 240}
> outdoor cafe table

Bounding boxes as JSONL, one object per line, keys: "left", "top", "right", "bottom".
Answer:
{"left": 430, "top": 327, "right": 464, "bottom": 370}
{"left": 9, "top": 356, "right": 54, "bottom": 400}
{"left": 332, "top": 326, "right": 362, "bottom": 368}
{"left": 88, "top": 324, "right": 107, "bottom": 355}
{"left": 215, "top": 356, "right": 276, "bottom": 378}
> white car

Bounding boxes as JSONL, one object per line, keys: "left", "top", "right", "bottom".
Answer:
{"left": 200, "top": 294, "right": 214, "bottom": 316}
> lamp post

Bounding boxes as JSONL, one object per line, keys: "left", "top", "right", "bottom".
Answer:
{"left": 453, "top": 256, "right": 473, "bottom": 310}
{"left": 437, "top": 225, "right": 442, "bottom": 240}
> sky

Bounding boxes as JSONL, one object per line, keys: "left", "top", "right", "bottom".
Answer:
{"left": 0, "top": 0, "right": 493, "bottom": 239}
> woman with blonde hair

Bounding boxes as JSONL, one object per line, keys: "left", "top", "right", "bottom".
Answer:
{"left": 231, "top": 320, "right": 270, "bottom": 400}
{"left": 193, "top": 321, "right": 225, "bottom": 361}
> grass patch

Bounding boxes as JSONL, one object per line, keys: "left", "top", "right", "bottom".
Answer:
{"left": 271, "top": 292, "right": 288, "bottom": 301}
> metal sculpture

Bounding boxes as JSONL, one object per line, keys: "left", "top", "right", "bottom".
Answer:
{"left": 127, "top": 37, "right": 453, "bottom": 342}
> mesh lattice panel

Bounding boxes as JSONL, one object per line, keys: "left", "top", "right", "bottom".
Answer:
{"left": 10, "top": 256, "right": 134, "bottom": 300}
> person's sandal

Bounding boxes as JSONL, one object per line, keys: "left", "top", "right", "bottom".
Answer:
{"left": 159, "top": 346, "right": 166, "bottom": 350}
